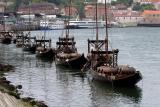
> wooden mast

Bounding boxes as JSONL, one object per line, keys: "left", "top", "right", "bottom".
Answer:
{"left": 65, "top": 0, "right": 71, "bottom": 48}
{"left": 3, "top": 0, "right": 7, "bottom": 31}
{"left": 104, "top": 0, "right": 108, "bottom": 52}
{"left": 44, "top": 3, "right": 47, "bottom": 48}
{"left": 28, "top": 0, "right": 31, "bottom": 42}
{"left": 67, "top": 0, "right": 71, "bottom": 38}
{"left": 95, "top": 0, "right": 99, "bottom": 51}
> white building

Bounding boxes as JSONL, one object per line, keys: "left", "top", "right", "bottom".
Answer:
{"left": 98, "top": 0, "right": 117, "bottom": 4}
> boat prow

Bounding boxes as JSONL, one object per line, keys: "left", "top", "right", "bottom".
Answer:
{"left": 36, "top": 48, "right": 55, "bottom": 59}
{"left": 56, "top": 53, "right": 87, "bottom": 69}
{"left": 22, "top": 44, "right": 36, "bottom": 53}
{"left": 2, "top": 37, "right": 12, "bottom": 44}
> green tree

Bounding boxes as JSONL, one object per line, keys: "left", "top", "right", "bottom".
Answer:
{"left": 132, "top": 3, "right": 155, "bottom": 11}
{"left": 111, "top": 0, "right": 133, "bottom": 6}
{"left": 32, "top": 0, "right": 46, "bottom": 3}
{"left": 141, "top": 4, "right": 155, "bottom": 11}
{"left": 132, "top": 3, "right": 141, "bottom": 11}
{"left": 73, "top": 0, "right": 85, "bottom": 19}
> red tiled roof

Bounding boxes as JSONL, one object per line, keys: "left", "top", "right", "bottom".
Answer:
{"left": 151, "top": 0, "right": 160, "bottom": 2}
{"left": 143, "top": 10, "right": 160, "bottom": 15}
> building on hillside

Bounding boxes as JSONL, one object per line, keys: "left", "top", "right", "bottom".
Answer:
{"left": 153, "top": 1, "right": 160, "bottom": 10}
{"left": 113, "top": 10, "right": 143, "bottom": 26}
{"left": 154, "top": 3, "right": 160, "bottom": 10}
{"left": 0, "top": 1, "right": 13, "bottom": 12}
{"left": 0, "top": 2, "right": 5, "bottom": 12}
{"left": 17, "top": 3, "right": 60, "bottom": 15}
{"left": 137, "top": 10, "right": 160, "bottom": 26}
{"left": 84, "top": 4, "right": 113, "bottom": 21}
{"left": 61, "top": 6, "right": 78, "bottom": 18}
{"left": 141, "top": 10, "right": 160, "bottom": 23}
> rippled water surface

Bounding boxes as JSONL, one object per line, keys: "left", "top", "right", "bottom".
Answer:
{"left": 1, "top": 27, "right": 160, "bottom": 107}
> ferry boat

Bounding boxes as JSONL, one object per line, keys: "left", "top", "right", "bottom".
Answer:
{"left": 69, "top": 20, "right": 105, "bottom": 29}
{"left": 40, "top": 20, "right": 65, "bottom": 30}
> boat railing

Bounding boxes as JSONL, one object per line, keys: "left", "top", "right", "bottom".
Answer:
{"left": 91, "top": 49, "right": 119, "bottom": 68}
{"left": 56, "top": 41, "right": 76, "bottom": 45}
{"left": 59, "top": 37, "right": 74, "bottom": 41}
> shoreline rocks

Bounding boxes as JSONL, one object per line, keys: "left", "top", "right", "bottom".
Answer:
{"left": 0, "top": 63, "right": 48, "bottom": 107}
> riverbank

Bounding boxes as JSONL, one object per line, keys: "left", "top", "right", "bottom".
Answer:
{"left": 0, "top": 64, "right": 48, "bottom": 107}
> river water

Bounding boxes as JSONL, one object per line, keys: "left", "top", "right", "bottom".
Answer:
{"left": 0, "top": 27, "right": 160, "bottom": 107}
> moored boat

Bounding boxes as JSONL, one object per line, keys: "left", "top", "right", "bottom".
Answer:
{"left": 15, "top": 32, "right": 25, "bottom": 48}
{"left": 22, "top": 34, "right": 36, "bottom": 53}
{"left": 86, "top": 0, "right": 142, "bottom": 86}
{"left": 36, "top": 39, "right": 55, "bottom": 59}
{"left": 55, "top": 0, "right": 87, "bottom": 69}
{"left": 0, "top": 4, "right": 12, "bottom": 44}
{"left": 55, "top": 37, "right": 87, "bottom": 69}
{"left": 0, "top": 31, "right": 12, "bottom": 44}
{"left": 22, "top": 44, "right": 36, "bottom": 53}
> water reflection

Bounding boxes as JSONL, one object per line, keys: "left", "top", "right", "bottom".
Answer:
{"left": 4, "top": 28, "right": 160, "bottom": 107}
{"left": 89, "top": 79, "right": 142, "bottom": 107}
{"left": 55, "top": 65, "right": 85, "bottom": 83}
{"left": 36, "top": 55, "right": 54, "bottom": 63}
{"left": 35, "top": 58, "right": 53, "bottom": 68}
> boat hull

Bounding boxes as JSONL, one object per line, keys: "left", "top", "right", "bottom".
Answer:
{"left": 55, "top": 54, "right": 87, "bottom": 69}
{"left": 1, "top": 38, "right": 12, "bottom": 44}
{"left": 90, "top": 69, "right": 142, "bottom": 86}
{"left": 22, "top": 45, "right": 36, "bottom": 53}
{"left": 36, "top": 49, "right": 55, "bottom": 59}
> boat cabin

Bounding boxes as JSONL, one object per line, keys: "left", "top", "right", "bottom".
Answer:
{"left": 56, "top": 37, "right": 77, "bottom": 53}
{"left": 88, "top": 39, "right": 119, "bottom": 68}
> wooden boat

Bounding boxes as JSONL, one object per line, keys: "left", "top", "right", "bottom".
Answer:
{"left": 55, "top": 0, "right": 87, "bottom": 69}
{"left": 36, "top": 38, "right": 55, "bottom": 59}
{"left": 0, "top": 31, "right": 12, "bottom": 44}
{"left": 36, "top": 10, "right": 55, "bottom": 59}
{"left": 86, "top": 0, "right": 142, "bottom": 86}
{"left": 23, "top": 44, "right": 36, "bottom": 52}
{"left": 22, "top": 1, "right": 37, "bottom": 53}
{"left": 22, "top": 33, "right": 36, "bottom": 53}
{"left": 0, "top": 4, "right": 12, "bottom": 45}
{"left": 55, "top": 37, "right": 87, "bottom": 69}
{"left": 15, "top": 31, "right": 25, "bottom": 47}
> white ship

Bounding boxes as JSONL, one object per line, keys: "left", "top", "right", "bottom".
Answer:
{"left": 40, "top": 20, "right": 65, "bottom": 30}
{"left": 69, "top": 20, "right": 105, "bottom": 29}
